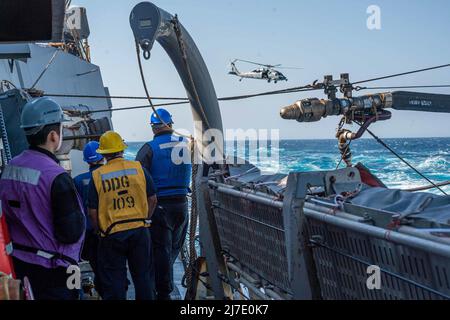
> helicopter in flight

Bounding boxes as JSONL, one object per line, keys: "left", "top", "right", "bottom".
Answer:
{"left": 229, "top": 59, "right": 302, "bottom": 83}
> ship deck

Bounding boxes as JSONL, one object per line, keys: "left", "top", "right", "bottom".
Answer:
{"left": 81, "top": 258, "right": 186, "bottom": 300}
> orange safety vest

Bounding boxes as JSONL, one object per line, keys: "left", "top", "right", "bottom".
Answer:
{"left": 92, "top": 158, "right": 149, "bottom": 237}
{"left": 0, "top": 209, "right": 15, "bottom": 278}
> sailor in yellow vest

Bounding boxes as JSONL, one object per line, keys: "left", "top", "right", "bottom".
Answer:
{"left": 87, "top": 131, "right": 157, "bottom": 300}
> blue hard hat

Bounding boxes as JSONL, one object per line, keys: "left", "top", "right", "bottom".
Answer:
{"left": 150, "top": 108, "right": 173, "bottom": 126}
{"left": 83, "top": 141, "right": 104, "bottom": 163}
{"left": 21, "top": 97, "right": 68, "bottom": 135}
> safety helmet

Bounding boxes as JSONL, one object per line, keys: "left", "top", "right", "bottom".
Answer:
{"left": 20, "top": 97, "right": 67, "bottom": 135}
{"left": 97, "top": 131, "right": 128, "bottom": 154}
{"left": 83, "top": 141, "right": 104, "bottom": 163}
{"left": 150, "top": 108, "right": 173, "bottom": 126}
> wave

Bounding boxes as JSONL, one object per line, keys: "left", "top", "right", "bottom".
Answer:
{"left": 416, "top": 155, "right": 449, "bottom": 171}
{"left": 126, "top": 139, "right": 450, "bottom": 195}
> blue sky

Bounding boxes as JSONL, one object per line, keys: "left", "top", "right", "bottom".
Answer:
{"left": 74, "top": 0, "right": 450, "bottom": 141}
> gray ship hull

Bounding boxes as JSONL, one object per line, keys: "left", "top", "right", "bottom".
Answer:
{"left": 1, "top": 43, "right": 112, "bottom": 176}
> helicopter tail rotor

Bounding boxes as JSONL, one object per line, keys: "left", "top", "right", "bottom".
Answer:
{"left": 229, "top": 60, "right": 240, "bottom": 75}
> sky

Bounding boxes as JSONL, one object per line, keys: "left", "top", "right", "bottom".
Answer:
{"left": 73, "top": 0, "right": 450, "bottom": 141}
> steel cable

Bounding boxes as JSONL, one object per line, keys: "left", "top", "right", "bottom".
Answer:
{"left": 353, "top": 63, "right": 450, "bottom": 85}
{"left": 30, "top": 50, "right": 60, "bottom": 90}
{"left": 356, "top": 84, "right": 450, "bottom": 91}
{"left": 355, "top": 122, "right": 448, "bottom": 196}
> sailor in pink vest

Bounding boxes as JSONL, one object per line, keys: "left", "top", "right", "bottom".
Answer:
{"left": 0, "top": 97, "right": 85, "bottom": 300}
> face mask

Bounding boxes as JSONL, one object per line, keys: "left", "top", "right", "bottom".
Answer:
{"left": 56, "top": 125, "right": 63, "bottom": 152}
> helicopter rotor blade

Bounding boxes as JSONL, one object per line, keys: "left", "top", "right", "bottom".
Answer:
{"left": 235, "top": 59, "right": 277, "bottom": 68}
{"left": 276, "top": 66, "right": 304, "bottom": 70}
{"left": 233, "top": 59, "right": 302, "bottom": 70}
{"left": 391, "top": 91, "right": 450, "bottom": 113}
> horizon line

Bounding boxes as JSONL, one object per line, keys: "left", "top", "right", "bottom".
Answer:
{"left": 124, "top": 136, "right": 450, "bottom": 143}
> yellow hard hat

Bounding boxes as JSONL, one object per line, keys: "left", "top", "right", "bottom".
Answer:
{"left": 97, "top": 131, "right": 128, "bottom": 154}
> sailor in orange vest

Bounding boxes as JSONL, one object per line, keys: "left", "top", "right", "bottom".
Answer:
{"left": 87, "top": 131, "right": 157, "bottom": 300}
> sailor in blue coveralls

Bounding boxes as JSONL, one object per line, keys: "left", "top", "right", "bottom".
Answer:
{"left": 136, "top": 109, "right": 192, "bottom": 300}
{"left": 73, "top": 141, "right": 104, "bottom": 296}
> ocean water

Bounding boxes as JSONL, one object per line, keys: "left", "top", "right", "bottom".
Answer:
{"left": 125, "top": 137, "right": 450, "bottom": 194}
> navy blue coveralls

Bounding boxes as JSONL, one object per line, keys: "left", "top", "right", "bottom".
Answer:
{"left": 73, "top": 164, "right": 102, "bottom": 296}
{"left": 87, "top": 166, "right": 157, "bottom": 300}
{"left": 136, "top": 131, "right": 192, "bottom": 300}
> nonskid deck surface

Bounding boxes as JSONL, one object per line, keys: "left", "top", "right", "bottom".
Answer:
{"left": 126, "top": 258, "right": 186, "bottom": 300}
{"left": 80, "top": 259, "right": 186, "bottom": 300}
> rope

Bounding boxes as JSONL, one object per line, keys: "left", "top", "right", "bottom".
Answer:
{"left": 181, "top": 265, "right": 213, "bottom": 292}
{"left": 335, "top": 118, "right": 351, "bottom": 169}
{"left": 136, "top": 34, "right": 202, "bottom": 296}
{"left": 30, "top": 50, "right": 60, "bottom": 90}
{"left": 172, "top": 15, "right": 211, "bottom": 130}
{"left": 171, "top": 16, "right": 219, "bottom": 295}
{"left": 185, "top": 141, "right": 199, "bottom": 295}
{"left": 136, "top": 42, "right": 168, "bottom": 126}
{"left": 355, "top": 122, "right": 448, "bottom": 196}
{"left": 135, "top": 41, "right": 191, "bottom": 139}
{"left": 353, "top": 63, "right": 450, "bottom": 85}
{"left": 336, "top": 140, "right": 352, "bottom": 169}
{"left": 134, "top": 17, "right": 217, "bottom": 296}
